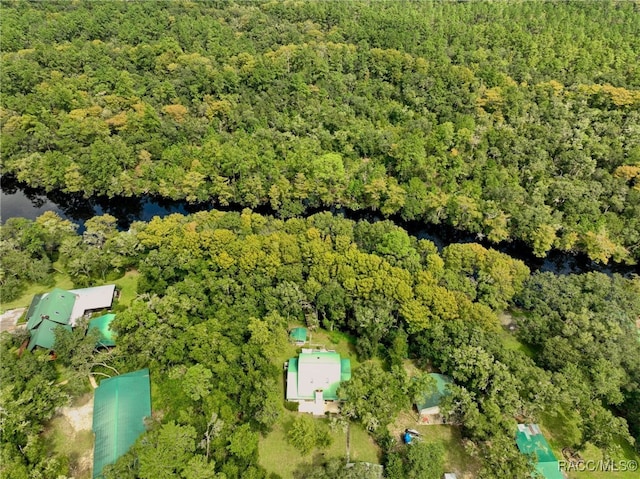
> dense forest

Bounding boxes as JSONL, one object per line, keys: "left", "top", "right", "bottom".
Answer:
{"left": 1, "top": 210, "right": 639, "bottom": 478}
{"left": 2, "top": 1, "right": 640, "bottom": 478}
{"left": 2, "top": 1, "right": 640, "bottom": 263}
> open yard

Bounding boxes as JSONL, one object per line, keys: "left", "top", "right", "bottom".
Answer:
{"left": 112, "top": 270, "right": 139, "bottom": 307}
{"left": 43, "top": 392, "right": 94, "bottom": 479}
{"left": 258, "top": 410, "right": 380, "bottom": 479}
{"left": 1, "top": 270, "right": 74, "bottom": 313}
{"left": 389, "top": 410, "right": 480, "bottom": 479}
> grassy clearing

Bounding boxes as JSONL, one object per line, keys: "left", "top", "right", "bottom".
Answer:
{"left": 389, "top": 410, "right": 480, "bottom": 478}
{"left": 258, "top": 410, "right": 380, "bottom": 479}
{"left": 112, "top": 270, "right": 139, "bottom": 307}
{"left": 43, "top": 393, "right": 94, "bottom": 479}
{"left": 572, "top": 441, "right": 640, "bottom": 479}
{"left": 304, "top": 328, "right": 360, "bottom": 369}
{"left": 496, "top": 326, "right": 535, "bottom": 357}
{"left": 541, "top": 410, "right": 640, "bottom": 479}
{"left": 1, "top": 271, "right": 74, "bottom": 313}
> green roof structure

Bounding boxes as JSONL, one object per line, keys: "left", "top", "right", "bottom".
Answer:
{"left": 26, "top": 288, "right": 76, "bottom": 330}
{"left": 289, "top": 327, "right": 308, "bottom": 344}
{"left": 24, "top": 293, "right": 44, "bottom": 326}
{"left": 286, "top": 351, "right": 351, "bottom": 401}
{"left": 27, "top": 319, "right": 72, "bottom": 351}
{"left": 416, "top": 373, "right": 453, "bottom": 412}
{"left": 88, "top": 314, "right": 116, "bottom": 347}
{"left": 92, "top": 369, "right": 151, "bottom": 479}
{"left": 515, "top": 424, "right": 563, "bottom": 479}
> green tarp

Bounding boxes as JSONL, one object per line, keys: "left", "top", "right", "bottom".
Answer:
{"left": 88, "top": 313, "right": 116, "bottom": 347}
{"left": 92, "top": 369, "right": 151, "bottom": 479}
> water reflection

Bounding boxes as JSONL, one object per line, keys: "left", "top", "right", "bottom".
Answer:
{"left": 1, "top": 175, "right": 634, "bottom": 277}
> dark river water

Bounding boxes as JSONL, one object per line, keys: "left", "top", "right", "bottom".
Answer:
{"left": 1, "top": 175, "right": 636, "bottom": 277}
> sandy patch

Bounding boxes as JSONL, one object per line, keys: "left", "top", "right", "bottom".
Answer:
{"left": 0, "top": 308, "right": 25, "bottom": 332}
{"left": 59, "top": 394, "right": 94, "bottom": 432}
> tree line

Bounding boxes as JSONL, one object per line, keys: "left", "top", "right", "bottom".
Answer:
{"left": 1, "top": 210, "right": 638, "bottom": 478}
{"left": 1, "top": 1, "right": 639, "bottom": 263}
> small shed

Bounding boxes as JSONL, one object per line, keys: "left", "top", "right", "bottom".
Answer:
{"left": 88, "top": 313, "right": 116, "bottom": 347}
{"left": 93, "top": 369, "right": 151, "bottom": 478}
{"left": 416, "top": 373, "right": 453, "bottom": 424}
{"left": 515, "top": 424, "right": 563, "bottom": 479}
{"left": 289, "top": 327, "right": 308, "bottom": 345}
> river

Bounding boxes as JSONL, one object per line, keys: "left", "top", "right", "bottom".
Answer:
{"left": 1, "top": 175, "right": 635, "bottom": 277}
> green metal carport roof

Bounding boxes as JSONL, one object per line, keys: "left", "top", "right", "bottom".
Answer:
{"left": 289, "top": 327, "right": 307, "bottom": 343}
{"left": 515, "top": 424, "right": 563, "bottom": 479}
{"left": 92, "top": 369, "right": 151, "bottom": 478}
{"left": 416, "top": 373, "right": 453, "bottom": 411}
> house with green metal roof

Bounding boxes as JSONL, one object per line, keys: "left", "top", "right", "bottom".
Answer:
{"left": 415, "top": 373, "right": 452, "bottom": 424}
{"left": 515, "top": 424, "right": 563, "bottom": 479}
{"left": 26, "top": 288, "right": 77, "bottom": 351}
{"left": 289, "top": 327, "right": 308, "bottom": 345}
{"left": 286, "top": 350, "right": 351, "bottom": 415}
{"left": 25, "top": 285, "right": 116, "bottom": 352}
{"left": 26, "top": 288, "right": 77, "bottom": 331}
{"left": 92, "top": 369, "right": 151, "bottom": 479}
{"left": 27, "top": 319, "right": 72, "bottom": 351}
{"left": 88, "top": 313, "right": 116, "bottom": 347}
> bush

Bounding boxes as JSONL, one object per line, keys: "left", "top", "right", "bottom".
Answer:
{"left": 286, "top": 415, "right": 333, "bottom": 455}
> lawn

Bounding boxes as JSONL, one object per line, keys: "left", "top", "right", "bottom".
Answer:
{"left": 540, "top": 410, "right": 640, "bottom": 479}
{"left": 303, "top": 328, "right": 361, "bottom": 369}
{"left": 112, "top": 270, "right": 139, "bottom": 307}
{"left": 1, "top": 270, "right": 74, "bottom": 313}
{"left": 258, "top": 410, "right": 380, "bottom": 479}
{"left": 496, "top": 326, "right": 535, "bottom": 357}
{"left": 261, "top": 326, "right": 380, "bottom": 478}
{"left": 389, "top": 410, "right": 480, "bottom": 479}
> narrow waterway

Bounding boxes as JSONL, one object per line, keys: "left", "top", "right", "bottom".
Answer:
{"left": 1, "top": 175, "right": 635, "bottom": 277}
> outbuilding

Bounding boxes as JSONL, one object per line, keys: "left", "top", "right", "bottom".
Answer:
{"left": 289, "top": 327, "right": 308, "bottom": 346}
{"left": 415, "top": 373, "right": 453, "bottom": 424}
{"left": 88, "top": 313, "right": 116, "bottom": 347}
{"left": 515, "top": 424, "right": 563, "bottom": 479}
{"left": 92, "top": 369, "right": 151, "bottom": 478}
